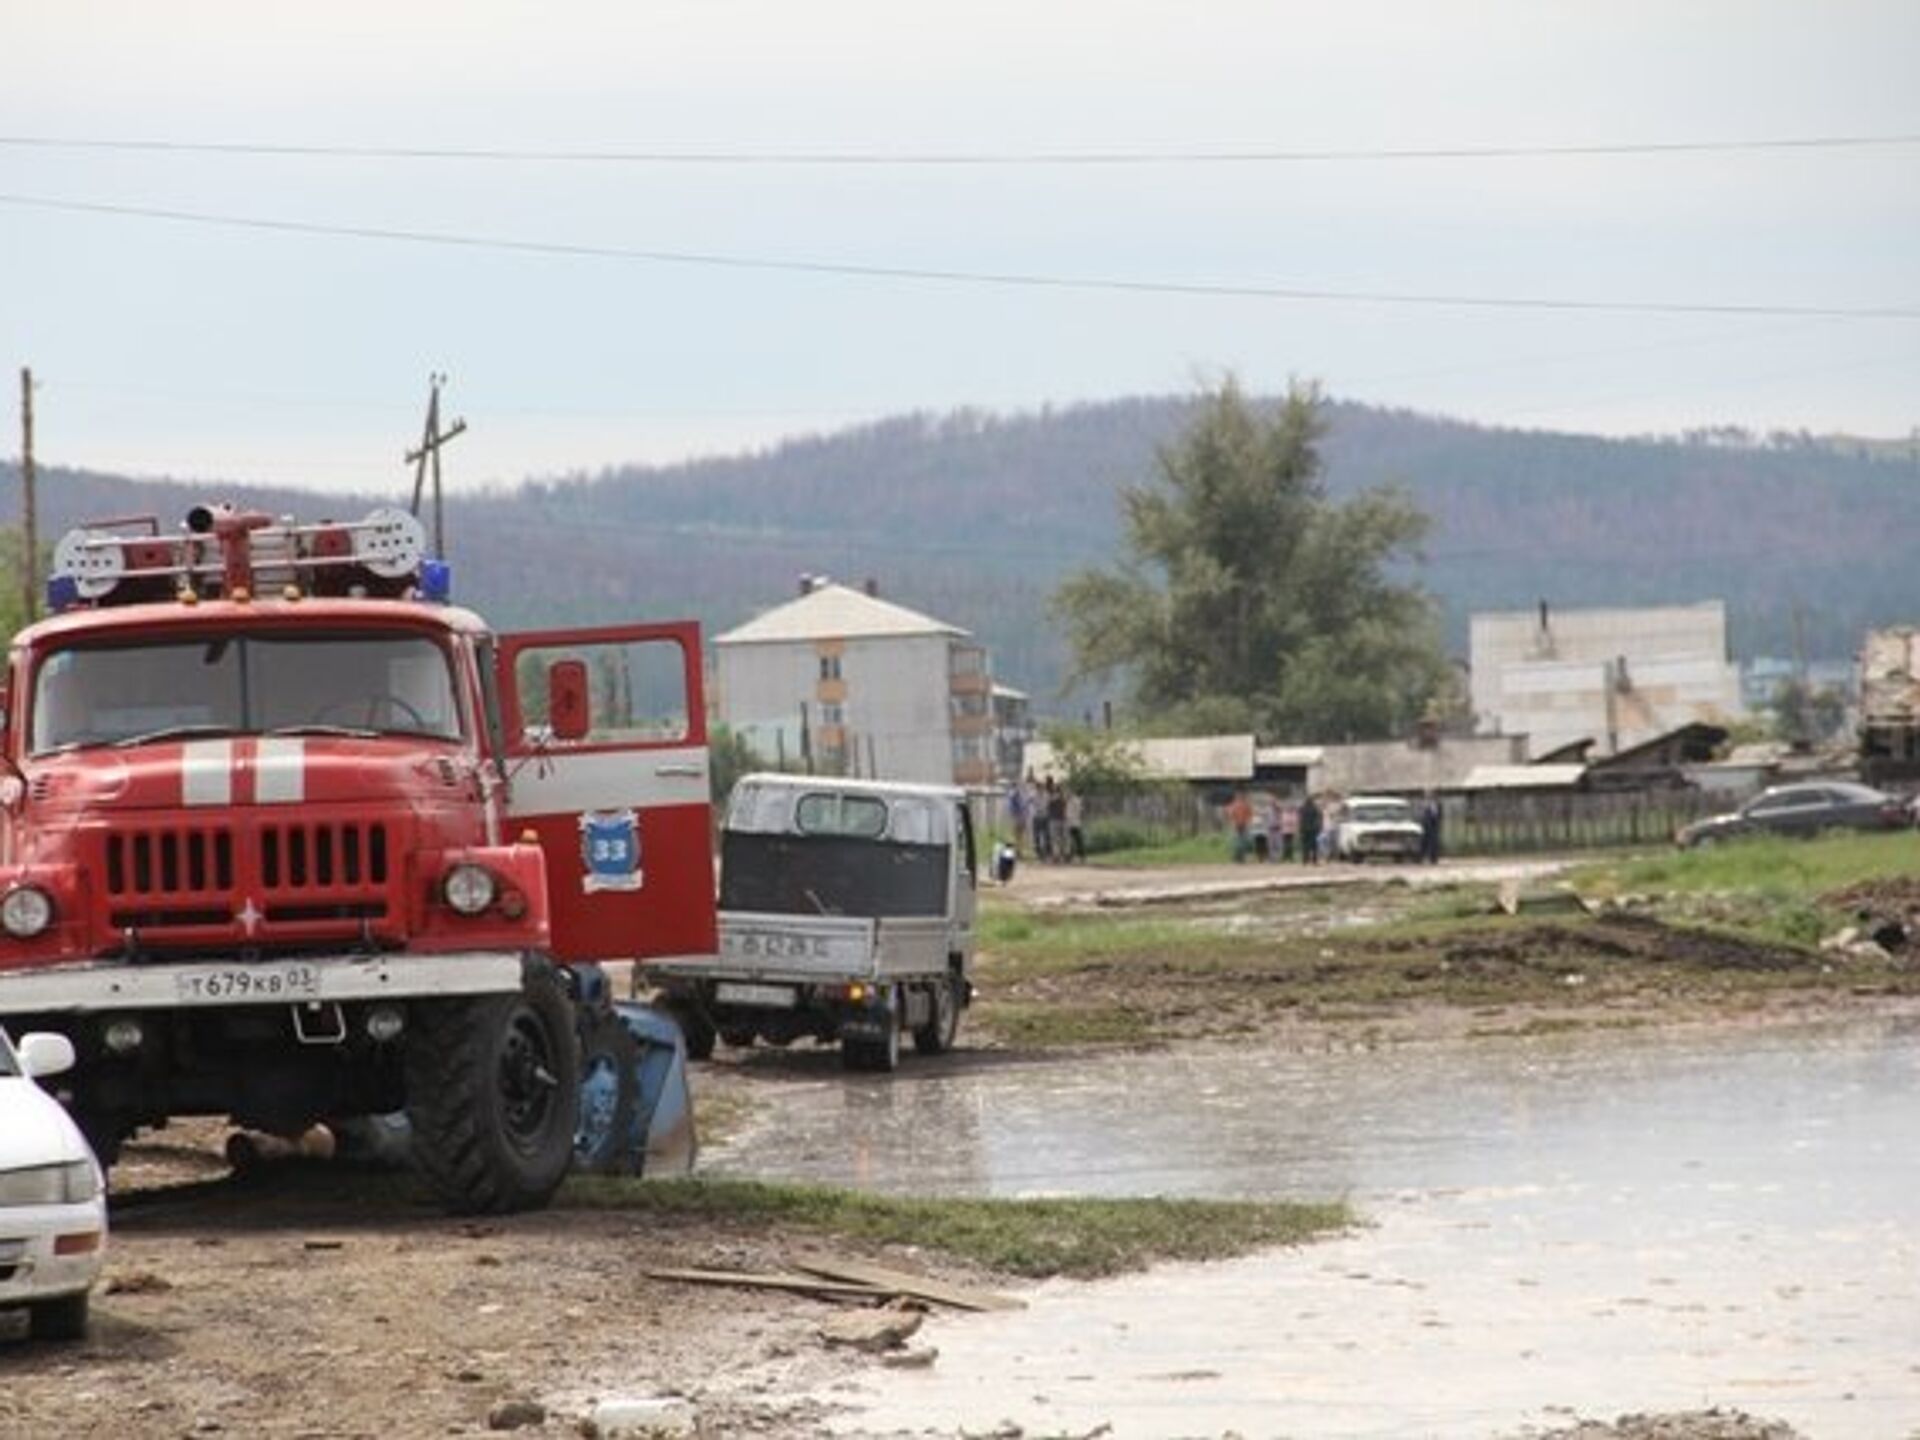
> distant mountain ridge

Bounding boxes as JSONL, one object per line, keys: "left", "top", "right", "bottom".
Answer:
{"left": 4, "top": 396, "right": 1911, "bottom": 708}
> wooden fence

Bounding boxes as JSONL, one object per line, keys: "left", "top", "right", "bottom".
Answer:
{"left": 1058, "top": 784, "right": 1747, "bottom": 858}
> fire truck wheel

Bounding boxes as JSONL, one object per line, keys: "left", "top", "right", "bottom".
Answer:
{"left": 572, "top": 1008, "right": 641, "bottom": 1175}
{"left": 912, "top": 977, "right": 961, "bottom": 1056}
{"left": 405, "top": 965, "right": 581, "bottom": 1214}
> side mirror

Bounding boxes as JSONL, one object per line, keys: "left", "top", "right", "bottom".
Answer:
{"left": 547, "top": 659, "right": 591, "bottom": 743}
{"left": 18, "top": 1032, "right": 75, "bottom": 1080}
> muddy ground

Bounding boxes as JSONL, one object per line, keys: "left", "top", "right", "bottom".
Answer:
{"left": 1, "top": 860, "right": 1879, "bottom": 1439}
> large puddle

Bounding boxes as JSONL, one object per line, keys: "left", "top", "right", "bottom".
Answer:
{"left": 707, "top": 1017, "right": 1920, "bottom": 1437}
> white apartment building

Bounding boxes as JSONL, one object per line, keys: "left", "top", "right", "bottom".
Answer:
{"left": 712, "top": 579, "right": 995, "bottom": 787}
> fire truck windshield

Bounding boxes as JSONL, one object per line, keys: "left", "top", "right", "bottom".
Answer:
{"left": 30, "top": 631, "right": 463, "bottom": 754}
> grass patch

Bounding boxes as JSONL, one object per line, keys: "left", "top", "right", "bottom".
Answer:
{"left": 560, "top": 1174, "right": 1352, "bottom": 1278}
{"left": 1090, "top": 833, "right": 1241, "bottom": 868}
{"left": 1573, "top": 831, "right": 1920, "bottom": 902}
{"left": 981, "top": 1002, "right": 1158, "bottom": 1048}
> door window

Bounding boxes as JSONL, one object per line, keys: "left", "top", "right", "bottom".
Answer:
{"left": 510, "top": 637, "right": 689, "bottom": 748}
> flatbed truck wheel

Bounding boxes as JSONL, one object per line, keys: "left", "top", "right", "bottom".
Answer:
{"left": 660, "top": 997, "right": 716, "bottom": 1061}
{"left": 842, "top": 993, "right": 901, "bottom": 1073}
{"left": 406, "top": 962, "right": 580, "bottom": 1214}
{"left": 912, "top": 976, "right": 961, "bottom": 1056}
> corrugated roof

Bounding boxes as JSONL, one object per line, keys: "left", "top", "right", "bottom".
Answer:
{"left": 1023, "top": 734, "right": 1255, "bottom": 783}
{"left": 1460, "top": 763, "right": 1587, "bottom": 790}
{"left": 1255, "top": 745, "right": 1325, "bottom": 768}
{"left": 715, "top": 583, "right": 967, "bottom": 645}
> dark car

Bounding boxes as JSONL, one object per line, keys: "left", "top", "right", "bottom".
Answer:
{"left": 1675, "top": 781, "right": 1910, "bottom": 849}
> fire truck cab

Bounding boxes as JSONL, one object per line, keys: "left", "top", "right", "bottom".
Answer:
{"left": 0, "top": 504, "right": 716, "bottom": 1213}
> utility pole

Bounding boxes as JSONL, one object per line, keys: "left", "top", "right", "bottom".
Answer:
{"left": 19, "top": 368, "right": 36, "bottom": 624}
{"left": 405, "top": 373, "right": 466, "bottom": 558}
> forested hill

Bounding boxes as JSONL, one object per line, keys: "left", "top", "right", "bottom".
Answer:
{"left": 2, "top": 397, "right": 1912, "bottom": 703}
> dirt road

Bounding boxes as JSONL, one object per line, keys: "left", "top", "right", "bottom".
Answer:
{"left": 0, "top": 1114, "right": 923, "bottom": 1439}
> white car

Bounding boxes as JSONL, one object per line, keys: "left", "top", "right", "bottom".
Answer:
{"left": 1331, "top": 795, "right": 1426, "bottom": 863}
{"left": 0, "top": 1026, "right": 107, "bottom": 1341}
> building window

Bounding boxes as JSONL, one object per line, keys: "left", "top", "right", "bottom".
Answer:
{"left": 819, "top": 702, "right": 844, "bottom": 726}
{"left": 819, "top": 655, "right": 842, "bottom": 681}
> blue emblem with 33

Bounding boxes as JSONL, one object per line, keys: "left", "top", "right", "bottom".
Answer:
{"left": 579, "top": 809, "right": 643, "bottom": 892}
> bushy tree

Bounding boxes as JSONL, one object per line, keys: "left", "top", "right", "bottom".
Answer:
{"left": 1768, "top": 678, "right": 1847, "bottom": 746}
{"left": 707, "top": 724, "right": 767, "bottom": 804}
{"left": 1054, "top": 378, "right": 1446, "bottom": 741}
{"left": 1041, "top": 724, "right": 1149, "bottom": 794}
{"left": 0, "top": 529, "right": 41, "bottom": 642}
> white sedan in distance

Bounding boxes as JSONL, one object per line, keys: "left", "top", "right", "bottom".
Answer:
{"left": 0, "top": 1026, "right": 107, "bottom": 1340}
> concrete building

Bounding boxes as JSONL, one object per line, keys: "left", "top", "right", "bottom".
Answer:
{"left": 990, "top": 684, "right": 1034, "bottom": 784}
{"left": 713, "top": 578, "right": 996, "bottom": 787}
{"left": 1470, "top": 601, "right": 1743, "bottom": 760}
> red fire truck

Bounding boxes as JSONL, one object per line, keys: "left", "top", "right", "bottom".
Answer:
{"left": 0, "top": 504, "right": 716, "bottom": 1213}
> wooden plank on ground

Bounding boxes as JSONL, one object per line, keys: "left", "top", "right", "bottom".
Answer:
{"left": 794, "top": 1255, "right": 1025, "bottom": 1313}
{"left": 645, "top": 1267, "right": 892, "bottom": 1300}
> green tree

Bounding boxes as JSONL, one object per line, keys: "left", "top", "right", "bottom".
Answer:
{"left": 1042, "top": 724, "right": 1149, "bottom": 794}
{"left": 1054, "top": 378, "right": 1446, "bottom": 740}
{"left": 707, "top": 724, "right": 766, "bottom": 805}
{"left": 0, "top": 528, "right": 40, "bottom": 642}
{"left": 1768, "top": 678, "right": 1847, "bottom": 746}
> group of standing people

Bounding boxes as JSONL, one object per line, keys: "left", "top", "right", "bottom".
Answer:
{"left": 1225, "top": 791, "right": 1443, "bottom": 865}
{"left": 1008, "top": 774, "right": 1086, "bottom": 864}
{"left": 1226, "top": 790, "right": 1329, "bottom": 863}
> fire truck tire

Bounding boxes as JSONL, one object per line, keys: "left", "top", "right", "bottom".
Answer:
{"left": 405, "top": 965, "right": 581, "bottom": 1214}
{"left": 572, "top": 1008, "right": 641, "bottom": 1175}
{"left": 912, "top": 977, "right": 961, "bottom": 1056}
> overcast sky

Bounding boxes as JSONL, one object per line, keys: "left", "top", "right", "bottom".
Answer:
{"left": 3, "top": 1, "right": 1916, "bottom": 496}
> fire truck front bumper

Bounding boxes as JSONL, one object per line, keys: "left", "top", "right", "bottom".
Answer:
{"left": 0, "top": 951, "right": 526, "bottom": 1016}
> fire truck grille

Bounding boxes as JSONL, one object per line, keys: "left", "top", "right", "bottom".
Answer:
{"left": 106, "top": 829, "right": 235, "bottom": 897}
{"left": 258, "top": 821, "right": 390, "bottom": 890}
{"left": 103, "top": 822, "right": 392, "bottom": 931}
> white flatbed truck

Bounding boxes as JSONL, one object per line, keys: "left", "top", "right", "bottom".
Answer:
{"left": 645, "top": 774, "right": 977, "bottom": 1072}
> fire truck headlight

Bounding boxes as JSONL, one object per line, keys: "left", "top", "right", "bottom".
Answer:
{"left": 1, "top": 886, "right": 54, "bottom": 938}
{"left": 442, "top": 864, "right": 496, "bottom": 916}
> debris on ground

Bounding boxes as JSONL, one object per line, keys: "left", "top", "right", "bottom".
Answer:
{"left": 587, "top": 1395, "right": 697, "bottom": 1437}
{"left": 484, "top": 1396, "right": 547, "bottom": 1431}
{"left": 818, "top": 1304, "right": 924, "bottom": 1352}
{"left": 1495, "top": 880, "right": 1591, "bottom": 916}
{"left": 103, "top": 1269, "right": 173, "bottom": 1296}
{"left": 648, "top": 1254, "right": 1023, "bottom": 1312}
{"left": 1518, "top": 1409, "right": 1807, "bottom": 1439}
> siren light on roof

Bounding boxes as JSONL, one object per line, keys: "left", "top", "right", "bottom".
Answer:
{"left": 47, "top": 505, "right": 448, "bottom": 610}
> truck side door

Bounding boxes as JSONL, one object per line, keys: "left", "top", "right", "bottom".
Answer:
{"left": 497, "top": 621, "right": 717, "bottom": 964}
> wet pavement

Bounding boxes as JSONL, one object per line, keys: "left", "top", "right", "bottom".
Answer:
{"left": 708, "top": 1016, "right": 1920, "bottom": 1438}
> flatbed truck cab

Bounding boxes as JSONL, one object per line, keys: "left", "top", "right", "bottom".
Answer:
{"left": 0, "top": 504, "right": 716, "bottom": 1213}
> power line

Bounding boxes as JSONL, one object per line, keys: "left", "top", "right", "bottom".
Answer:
{"left": 2, "top": 131, "right": 1918, "bottom": 166}
{"left": 4, "top": 192, "right": 1916, "bottom": 323}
